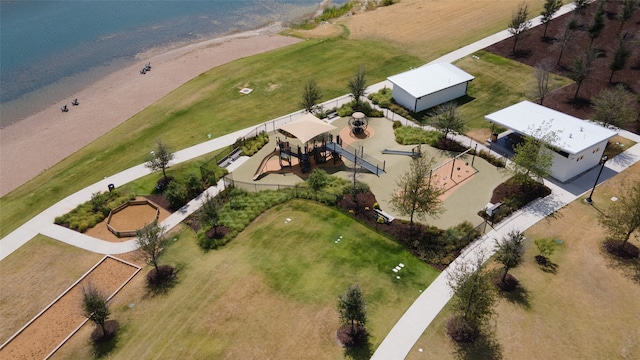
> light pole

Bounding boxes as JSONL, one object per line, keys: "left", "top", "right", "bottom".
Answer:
{"left": 585, "top": 155, "right": 608, "bottom": 204}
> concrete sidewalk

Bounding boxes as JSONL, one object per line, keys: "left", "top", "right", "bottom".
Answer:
{"left": 371, "top": 140, "right": 640, "bottom": 360}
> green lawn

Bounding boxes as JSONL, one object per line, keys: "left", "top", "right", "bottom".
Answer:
{"left": 455, "top": 50, "right": 573, "bottom": 132}
{"left": 0, "top": 38, "right": 423, "bottom": 238}
{"left": 54, "top": 200, "right": 440, "bottom": 359}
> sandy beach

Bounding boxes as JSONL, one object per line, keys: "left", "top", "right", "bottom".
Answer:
{"left": 0, "top": 25, "right": 301, "bottom": 196}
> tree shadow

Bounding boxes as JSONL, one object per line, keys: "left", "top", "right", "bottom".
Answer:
{"left": 343, "top": 340, "right": 373, "bottom": 360}
{"left": 539, "top": 260, "right": 559, "bottom": 274}
{"left": 144, "top": 263, "right": 184, "bottom": 297}
{"left": 91, "top": 323, "right": 122, "bottom": 358}
{"left": 501, "top": 283, "right": 532, "bottom": 310}
{"left": 602, "top": 242, "right": 640, "bottom": 285}
{"left": 452, "top": 329, "right": 503, "bottom": 360}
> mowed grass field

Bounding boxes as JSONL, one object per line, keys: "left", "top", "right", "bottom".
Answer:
{"left": 0, "top": 38, "right": 423, "bottom": 238}
{"left": 52, "top": 200, "right": 440, "bottom": 359}
{"left": 405, "top": 162, "right": 640, "bottom": 359}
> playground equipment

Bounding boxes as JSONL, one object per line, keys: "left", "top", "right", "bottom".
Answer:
{"left": 381, "top": 144, "right": 422, "bottom": 158}
{"left": 348, "top": 112, "right": 368, "bottom": 135}
{"left": 326, "top": 135, "right": 385, "bottom": 176}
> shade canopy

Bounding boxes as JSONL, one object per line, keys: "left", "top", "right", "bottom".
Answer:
{"left": 277, "top": 113, "right": 337, "bottom": 144}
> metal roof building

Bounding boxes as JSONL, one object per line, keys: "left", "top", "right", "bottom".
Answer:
{"left": 387, "top": 62, "right": 474, "bottom": 112}
{"left": 485, "top": 101, "right": 617, "bottom": 182}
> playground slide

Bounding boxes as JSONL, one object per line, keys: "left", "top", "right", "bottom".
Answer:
{"left": 252, "top": 149, "right": 278, "bottom": 181}
{"left": 381, "top": 149, "right": 420, "bottom": 157}
{"left": 326, "top": 142, "right": 385, "bottom": 176}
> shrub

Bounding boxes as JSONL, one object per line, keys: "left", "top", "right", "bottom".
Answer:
{"left": 472, "top": 149, "right": 506, "bottom": 168}
{"left": 337, "top": 100, "right": 383, "bottom": 118}
{"left": 165, "top": 181, "right": 188, "bottom": 210}
{"left": 394, "top": 126, "right": 440, "bottom": 146}
{"left": 316, "top": 2, "right": 353, "bottom": 22}
{"left": 372, "top": 202, "right": 380, "bottom": 210}
{"left": 368, "top": 87, "right": 393, "bottom": 108}
{"left": 392, "top": 120, "right": 403, "bottom": 129}
{"left": 54, "top": 190, "right": 133, "bottom": 232}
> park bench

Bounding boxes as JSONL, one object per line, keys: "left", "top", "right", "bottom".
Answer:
{"left": 374, "top": 209, "right": 395, "bottom": 224}
{"left": 326, "top": 110, "right": 338, "bottom": 119}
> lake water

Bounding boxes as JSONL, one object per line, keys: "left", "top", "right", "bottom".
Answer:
{"left": 0, "top": 0, "right": 339, "bottom": 127}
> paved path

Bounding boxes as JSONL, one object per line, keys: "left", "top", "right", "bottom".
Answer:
{"left": 1, "top": 2, "right": 638, "bottom": 357}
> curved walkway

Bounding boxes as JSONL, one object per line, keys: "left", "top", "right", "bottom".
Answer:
{"left": 1, "top": 3, "right": 639, "bottom": 358}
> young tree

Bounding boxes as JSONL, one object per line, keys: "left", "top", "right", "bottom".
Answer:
{"left": 618, "top": 0, "right": 637, "bottom": 33}
{"left": 337, "top": 284, "right": 367, "bottom": 336}
{"left": 557, "top": 16, "right": 579, "bottom": 66}
{"left": 599, "top": 182, "right": 640, "bottom": 252}
{"left": 81, "top": 283, "right": 111, "bottom": 339}
{"left": 146, "top": 139, "right": 175, "bottom": 182}
{"left": 609, "top": 38, "right": 631, "bottom": 83}
{"left": 307, "top": 168, "right": 328, "bottom": 192}
{"left": 494, "top": 230, "right": 526, "bottom": 284}
{"left": 136, "top": 223, "right": 170, "bottom": 274}
{"left": 447, "top": 253, "right": 497, "bottom": 342}
{"left": 348, "top": 66, "right": 367, "bottom": 110}
{"left": 390, "top": 155, "right": 444, "bottom": 233}
{"left": 199, "top": 192, "right": 220, "bottom": 237}
{"left": 574, "top": 0, "right": 591, "bottom": 15}
{"left": 300, "top": 79, "right": 322, "bottom": 114}
{"left": 508, "top": 2, "right": 531, "bottom": 53}
{"left": 508, "top": 125, "right": 557, "bottom": 186}
{"left": 540, "top": 0, "right": 563, "bottom": 38}
{"left": 592, "top": 85, "right": 636, "bottom": 128}
{"left": 568, "top": 48, "right": 598, "bottom": 99}
{"left": 587, "top": 1, "right": 606, "bottom": 48}
{"left": 532, "top": 59, "right": 554, "bottom": 105}
{"left": 425, "top": 101, "right": 466, "bottom": 142}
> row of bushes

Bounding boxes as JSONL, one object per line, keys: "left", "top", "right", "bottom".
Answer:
{"left": 54, "top": 190, "right": 135, "bottom": 232}
{"left": 238, "top": 132, "right": 270, "bottom": 157}
{"left": 407, "top": 221, "right": 482, "bottom": 268}
{"left": 368, "top": 88, "right": 417, "bottom": 122}
{"left": 316, "top": 1, "right": 354, "bottom": 23}
{"left": 337, "top": 100, "right": 384, "bottom": 118}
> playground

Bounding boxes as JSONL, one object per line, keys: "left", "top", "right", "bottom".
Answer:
{"left": 233, "top": 115, "right": 507, "bottom": 229}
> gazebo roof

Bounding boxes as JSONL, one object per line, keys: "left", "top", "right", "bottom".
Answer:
{"left": 277, "top": 113, "right": 337, "bottom": 144}
{"left": 485, "top": 101, "right": 617, "bottom": 155}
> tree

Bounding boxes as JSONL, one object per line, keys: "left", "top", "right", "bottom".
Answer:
{"left": 557, "top": 16, "right": 579, "bottom": 65}
{"left": 199, "top": 192, "right": 220, "bottom": 237}
{"left": 574, "top": 0, "right": 591, "bottom": 15}
{"left": 532, "top": 59, "right": 554, "bottom": 104}
{"left": 494, "top": 230, "right": 526, "bottom": 284}
{"left": 307, "top": 168, "right": 328, "bottom": 192}
{"left": 540, "top": 0, "right": 563, "bottom": 38}
{"left": 587, "top": 1, "right": 606, "bottom": 48}
{"left": 618, "top": 0, "right": 637, "bottom": 33}
{"left": 568, "top": 48, "right": 598, "bottom": 99}
{"left": 146, "top": 139, "right": 175, "bottom": 182}
{"left": 337, "top": 284, "right": 367, "bottom": 336}
{"left": 508, "top": 2, "right": 531, "bottom": 53}
{"left": 300, "top": 79, "right": 322, "bottom": 114}
{"left": 599, "top": 182, "right": 640, "bottom": 252}
{"left": 609, "top": 38, "right": 631, "bottom": 83}
{"left": 81, "top": 283, "right": 111, "bottom": 339}
{"left": 447, "top": 253, "right": 497, "bottom": 342}
{"left": 348, "top": 66, "right": 367, "bottom": 109}
{"left": 508, "top": 125, "right": 557, "bottom": 186}
{"left": 592, "top": 85, "right": 636, "bottom": 128}
{"left": 136, "top": 223, "right": 170, "bottom": 274}
{"left": 426, "top": 101, "right": 466, "bottom": 141}
{"left": 390, "top": 155, "right": 444, "bottom": 233}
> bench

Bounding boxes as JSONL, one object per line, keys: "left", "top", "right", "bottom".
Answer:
{"left": 326, "top": 110, "right": 338, "bottom": 119}
{"left": 374, "top": 209, "right": 395, "bottom": 224}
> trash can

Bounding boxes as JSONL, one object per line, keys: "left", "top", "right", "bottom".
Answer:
{"left": 108, "top": 184, "right": 115, "bottom": 192}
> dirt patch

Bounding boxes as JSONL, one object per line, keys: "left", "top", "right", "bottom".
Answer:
{"left": 108, "top": 202, "right": 158, "bottom": 234}
{"left": 339, "top": 124, "right": 376, "bottom": 147}
{"left": 0, "top": 256, "right": 139, "bottom": 359}
{"left": 484, "top": 0, "right": 640, "bottom": 132}
{"left": 289, "top": 22, "right": 345, "bottom": 38}
{"left": 83, "top": 197, "right": 171, "bottom": 243}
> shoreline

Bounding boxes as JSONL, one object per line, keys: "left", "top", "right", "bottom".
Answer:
{"left": 0, "top": 23, "right": 302, "bottom": 196}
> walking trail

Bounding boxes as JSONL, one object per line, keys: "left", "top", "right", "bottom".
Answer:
{"left": 2, "top": 3, "right": 639, "bottom": 358}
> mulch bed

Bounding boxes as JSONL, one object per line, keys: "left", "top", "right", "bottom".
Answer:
{"left": 490, "top": 178, "right": 552, "bottom": 205}
{"left": 484, "top": 0, "right": 640, "bottom": 134}
{"left": 492, "top": 272, "right": 520, "bottom": 292}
